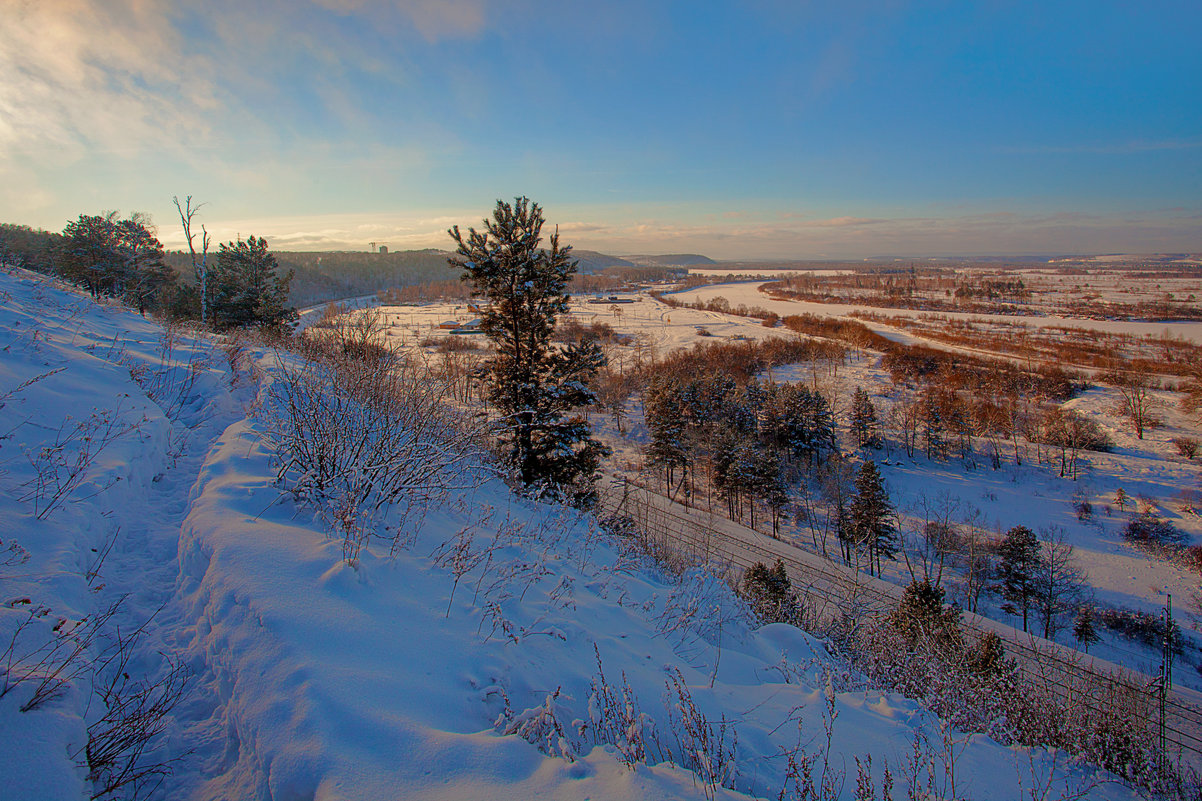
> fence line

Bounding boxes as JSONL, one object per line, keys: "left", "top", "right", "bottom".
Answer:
{"left": 596, "top": 475, "right": 1202, "bottom": 767}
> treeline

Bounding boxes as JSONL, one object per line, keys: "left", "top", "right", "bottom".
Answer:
{"left": 366, "top": 260, "right": 685, "bottom": 307}
{"left": 0, "top": 217, "right": 293, "bottom": 330}
{"left": 569, "top": 265, "right": 687, "bottom": 294}
{"left": 650, "top": 287, "right": 782, "bottom": 326}
{"left": 272, "top": 249, "right": 460, "bottom": 306}
{"left": 780, "top": 314, "right": 1083, "bottom": 401}
{"left": 762, "top": 274, "right": 1044, "bottom": 316}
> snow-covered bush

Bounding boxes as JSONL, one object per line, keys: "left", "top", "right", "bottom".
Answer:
{"left": 1123, "top": 511, "right": 1184, "bottom": 547}
{"left": 836, "top": 596, "right": 1176, "bottom": 789}
{"left": 261, "top": 344, "right": 486, "bottom": 563}
{"left": 495, "top": 687, "right": 576, "bottom": 762}
{"left": 576, "top": 646, "right": 655, "bottom": 769}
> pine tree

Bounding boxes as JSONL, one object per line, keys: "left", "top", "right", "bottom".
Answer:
{"left": 741, "top": 559, "right": 796, "bottom": 623}
{"left": 644, "top": 377, "right": 690, "bottom": 494}
{"left": 922, "top": 388, "right": 947, "bottom": 460}
{"left": 450, "top": 198, "right": 609, "bottom": 500}
{"left": 1073, "top": 606, "right": 1100, "bottom": 652}
{"left": 753, "top": 450, "right": 790, "bottom": 536}
{"left": 849, "top": 460, "right": 896, "bottom": 575}
{"left": 762, "top": 383, "right": 836, "bottom": 464}
{"left": 60, "top": 213, "right": 173, "bottom": 310}
{"left": 890, "top": 579, "right": 962, "bottom": 650}
{"left": 849, "top": 386, "right": 882, "bottom": 449}
{"left": 966, "top": 632, "right": 1008, "bottom": 680}
{"left": 994, "top": 525, "right": 1044, "bottom": 633}
{"left": 118, "top": 217, "right": 172, "bottom": 315}
{"left": 210, "top": 235, "right": 295, "bottom": 330}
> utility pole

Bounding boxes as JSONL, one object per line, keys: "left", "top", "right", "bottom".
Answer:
{"left": 1159, "top": 594, "right": 1173, "bottom": 761}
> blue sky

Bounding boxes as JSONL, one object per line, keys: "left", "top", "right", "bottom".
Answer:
{"left": 2, "top": 0, "right": 1199, "bottom": 258}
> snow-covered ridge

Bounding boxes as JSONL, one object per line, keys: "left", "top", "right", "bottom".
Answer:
{"left": 0, "top": 267, "right": 1138, "bottom": 800}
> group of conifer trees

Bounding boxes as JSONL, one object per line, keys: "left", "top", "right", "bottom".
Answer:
{"left": 0, "top": 212, "right": 294, "bottom": 331}
{"left": 642, "top": 371, "right": 898, "bottom": 572}
{"left": 643, "top": 374, "right": 837, "bottom": 529}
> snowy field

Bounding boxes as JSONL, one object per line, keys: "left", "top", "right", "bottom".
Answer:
{"left": 374, "top": 283, "right": 1202, "bottom": 693}
{"left": 3, "top": 270, "right": 1156, "bottom": 799}
{"left": 677, "top": 281, "right": 1202, "bottom": 344}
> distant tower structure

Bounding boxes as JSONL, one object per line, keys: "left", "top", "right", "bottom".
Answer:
{"left": 369, "top": 241, "right": 377, "bottom": 252}
{"left": 378, "top": 244, "right": 388, "bottom": 254}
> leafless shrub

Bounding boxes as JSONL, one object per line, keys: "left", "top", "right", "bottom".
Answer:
{"left": 1, "top": 599, "right": 122, "bottom": 711}
{"left": 664, "top": 668, "right": 739, "bottom": 800}
{"left": 221, "top": 332, "right": 251, "bottom": 384}
{"left": 85, "top": 524, "right": 121, "bottom": 589}
{"left": 0, "top": 366, "right": 66, "bottom": 409}
{"left": 0, "top": 537, "right": 30, "bottom": 573}
{"left": 1171, "top": 436, "right": 1199, "bottom": 459}
{"left": 434, "top": 335, "right": 478, "bottom": 352}
{"left": 836, "top": 602, "right": 1173, "bottom": 790}
{"left": 1123, "top": 511, "right": 1184, "bottom": 547}
{"left": 575, "top": 645, "right": 655, "bottom": 769}
{"left": 121, "top": 327, "right": 216, "bottom": 423}
{"left": 477, "top": 600, "right": 519, "bottom": 644}
{"left": 78, "top": 647, "right": 192, "bottom": 800}
{"left": 261, "top": 346, "right": 487, "bottom": 564}
{"left": 18, "top": 405, "right": 142, "bottom": 519}
{"left": 430, "top": 528, "right": 486, "bottom": 617}
{"left": 776, "top": 677, "right": 845, "bottom": 801}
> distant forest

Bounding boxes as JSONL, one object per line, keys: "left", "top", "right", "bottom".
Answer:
{"left": 166, "top": 248, "right": 459, "bottom": 307}
{"left": 2, "top": 220, "right": 692, "bottom": 310}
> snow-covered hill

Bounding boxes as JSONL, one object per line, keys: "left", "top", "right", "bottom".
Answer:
{"left": 0, "top": 267, "right": 1139, "bottom": 800}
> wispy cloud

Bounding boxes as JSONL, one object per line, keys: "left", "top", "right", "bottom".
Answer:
{"left": 0, "top": 0, "right": 208, "bottom": 158}
{"left": 0, "top": 0, "right": 492, "bottom": 220}
{"left": 797, "top": 216, "right": 887, "bottom": 228}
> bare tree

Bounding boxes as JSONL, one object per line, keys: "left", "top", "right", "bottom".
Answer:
{"left": 1105, "top": 368, "right": 1157, "bottom": 440}
{"left": 1033, "top": 526, "right": 1088, "bottom": 640}
{"left": 954, "top": 507, "right": 994, "bottom": 615}
{"left": 901, "top": 491, "right": 961, "bottom": 589}
{"left": 889, "top": 394, "right": 922, "bottom": 459}
{"left": 173, "top": 195, "right": 210, "bottom": 326}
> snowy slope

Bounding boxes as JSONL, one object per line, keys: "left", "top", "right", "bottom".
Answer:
{"left": 0, "top": 266, "right": 1138, "bottom": 800}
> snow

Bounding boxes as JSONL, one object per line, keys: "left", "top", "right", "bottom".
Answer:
{"left": 370, "top": 285, "right": 1202, "bottom": 687}
{"left": 0, "top": 267, "right": 1144, "bottom": 800}
{"left": 677, "top": 280, "right": 1202, "bottom": 344}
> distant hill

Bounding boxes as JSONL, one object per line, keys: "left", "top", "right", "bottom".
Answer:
{"left": 568, "top": 249, "right": 637, "bottom": 273}
{"left": 628, "top": 253, "right": 717, "bottom": 267}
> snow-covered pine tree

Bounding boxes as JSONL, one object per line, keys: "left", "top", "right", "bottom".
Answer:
{"left": 741, "top": 559, "right": 797, "bottom": 622}
{"left": 1073, "top": 605, "right": 1100, "bottom": 652}
{"left": 450, "top": 197, "right": 609, "bottom": 502}
{"left": 849, "top": 386, "right": 882, "bottom": 449}
{"left": 210, "top": 235, "right": 296, "bottom": 331}
{"left": 994, "top": 524, "right": 1044, "bottom": 633}
{"left": 849, "top": 459, "right": 896, "bottom": 576}
{"left": 644, "top": 377, "right": 690, "bottom": 495}
{"left": 760, "top": 383, "right": 836, "bottom": 465}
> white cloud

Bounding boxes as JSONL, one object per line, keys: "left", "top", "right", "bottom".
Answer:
{"left": 0, "top": 0, "right": 215, "bottom": 159}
